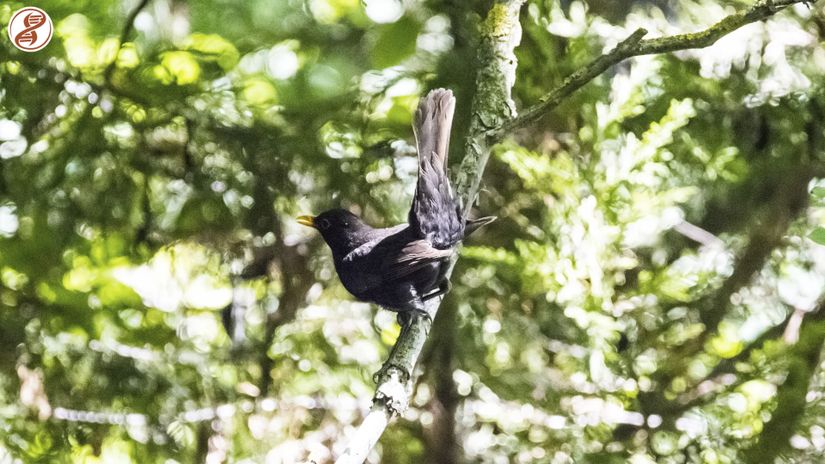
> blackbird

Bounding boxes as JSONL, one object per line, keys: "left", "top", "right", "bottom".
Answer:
{"left": 298, "top": 89, "right": 494, "bottom": 325}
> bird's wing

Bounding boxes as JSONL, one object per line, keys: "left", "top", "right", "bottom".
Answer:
{"left": 379, "top": 239, "right": 454, "bottom": 281}
{"left": 409, "top": 89, "right": 464, "bottom": 249}
{"left": 340, "top": 234, "right": 451, "bottom": 295}
{"left": 342, "top": 224, "right": 407, "bottom": 263}
{"left": 344, "top": 226, "right": 451, "bottom": 283}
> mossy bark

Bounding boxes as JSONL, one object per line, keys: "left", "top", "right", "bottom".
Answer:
{"left": 335, "top": 1, "right": 526, "bottom": 462}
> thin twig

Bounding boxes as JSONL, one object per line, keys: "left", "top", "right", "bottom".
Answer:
{"left": 490, "top": 27, "right": 646, "bottom": 141}
{"left": 103, "top": 0, "right": 152, "bottom": 85}
{"left": 673, "top": 221, "right": 724, "bottom": 248}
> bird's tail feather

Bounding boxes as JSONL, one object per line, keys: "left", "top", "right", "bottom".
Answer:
{"left": 413, "top": 88, "right": 455, "bottom": 173}
{"left": 410, "top": 89, "right": 463, "bottom": 248}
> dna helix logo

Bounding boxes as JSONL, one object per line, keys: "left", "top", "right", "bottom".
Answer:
{"left": 15, "top": 10, "right": 46, "bottom": 47}
{"left": 8, "top": 7, "right": 53, "bottom": 52}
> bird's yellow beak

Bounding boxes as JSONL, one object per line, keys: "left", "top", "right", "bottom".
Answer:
{"left": 297, "top": 215, "right": 315, "bottom": 228}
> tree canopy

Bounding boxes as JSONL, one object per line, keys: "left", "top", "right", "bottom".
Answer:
{"left": 1, "top": 0, "right": 825, "bottom": 463}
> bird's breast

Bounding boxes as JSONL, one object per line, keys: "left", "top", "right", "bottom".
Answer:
{"left": 334, "top": 258, "right": 379, "bottom": 297}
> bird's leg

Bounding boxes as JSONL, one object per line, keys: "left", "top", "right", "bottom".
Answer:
{"left": 422, "top": 279, "right": 451, "bottom": 302}
{"left": 399, "top": 284, "right": 430, "bottom": 326}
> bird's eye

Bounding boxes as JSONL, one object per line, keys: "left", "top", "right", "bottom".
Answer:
{"left": 317, "top": 218, "right": 331, "bottom": 230}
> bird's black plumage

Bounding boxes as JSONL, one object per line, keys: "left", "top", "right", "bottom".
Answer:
{"left": 299, "top": 89, "right": 494, "bottom": 319}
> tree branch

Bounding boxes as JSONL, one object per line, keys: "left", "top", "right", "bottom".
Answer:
{"left": 333, "top": 1, "right": 526, "bottom": 462}
{"left": 489, "top": 0, "right": 814, "bottom": 141}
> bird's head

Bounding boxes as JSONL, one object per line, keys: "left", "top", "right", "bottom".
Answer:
{"left": 297, "top": 208, "right": 370, "bottom": 256}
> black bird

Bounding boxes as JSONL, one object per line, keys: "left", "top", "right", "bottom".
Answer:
{"left": 298, "top": 89, "right": 494, "bottom": 325}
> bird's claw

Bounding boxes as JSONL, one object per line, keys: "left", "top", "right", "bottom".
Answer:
{"left": 396, "top": 309, "right": 432, "bottom": 329}
{"left": 415, "top": 309, "right": 433, "bottom": 327}
{"left": 396, "top": 311, "right": 412, "bottom": 330}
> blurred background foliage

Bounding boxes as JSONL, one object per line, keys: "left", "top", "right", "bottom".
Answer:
{"left": 1, "top": 0, "right": 825, "bottom": 462}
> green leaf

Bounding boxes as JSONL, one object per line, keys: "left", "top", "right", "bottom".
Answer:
{"left": 160, "top": 51, "right": 201, "bottom": 85}
{"left": 812, "top": 187, "right": 825, "bottom": 198}
{"left": 185, "top": 33, "right": 240, "bottom": 70}
{"left": 809, "top": 227, "right": 825, "bottom": 245}
{"left": 371, "top": 17, "right": 421, "bottom": 69}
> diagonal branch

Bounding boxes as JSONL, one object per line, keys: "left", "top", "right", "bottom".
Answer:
{"left": 489, "top": 0, "right": 814, "bottom": 142}
{"left": 333, "top": 1, "right": 527, "bottom": 462}
{"left": 489, "top": 27, "right": 646, "bottom": 142}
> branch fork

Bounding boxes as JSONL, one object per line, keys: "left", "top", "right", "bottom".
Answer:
{"left": 331, "top": 0, "right": 816, "bottom": 461}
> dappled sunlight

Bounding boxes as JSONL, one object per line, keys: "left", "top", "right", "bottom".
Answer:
{"left": 1, "top": 0, "right": 825, "bottom": 462}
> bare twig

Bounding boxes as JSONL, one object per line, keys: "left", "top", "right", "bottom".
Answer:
{"left": 673, "top": 221, "right": 724, "bottom": 248}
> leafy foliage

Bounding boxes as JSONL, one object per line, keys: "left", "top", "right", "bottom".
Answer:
{"left": 1, "top": 0, "right": 825, "bottom": 463}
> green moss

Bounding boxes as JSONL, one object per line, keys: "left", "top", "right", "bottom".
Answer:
{"left": 482, "top": 2, "right": 516, "bottom": 37}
